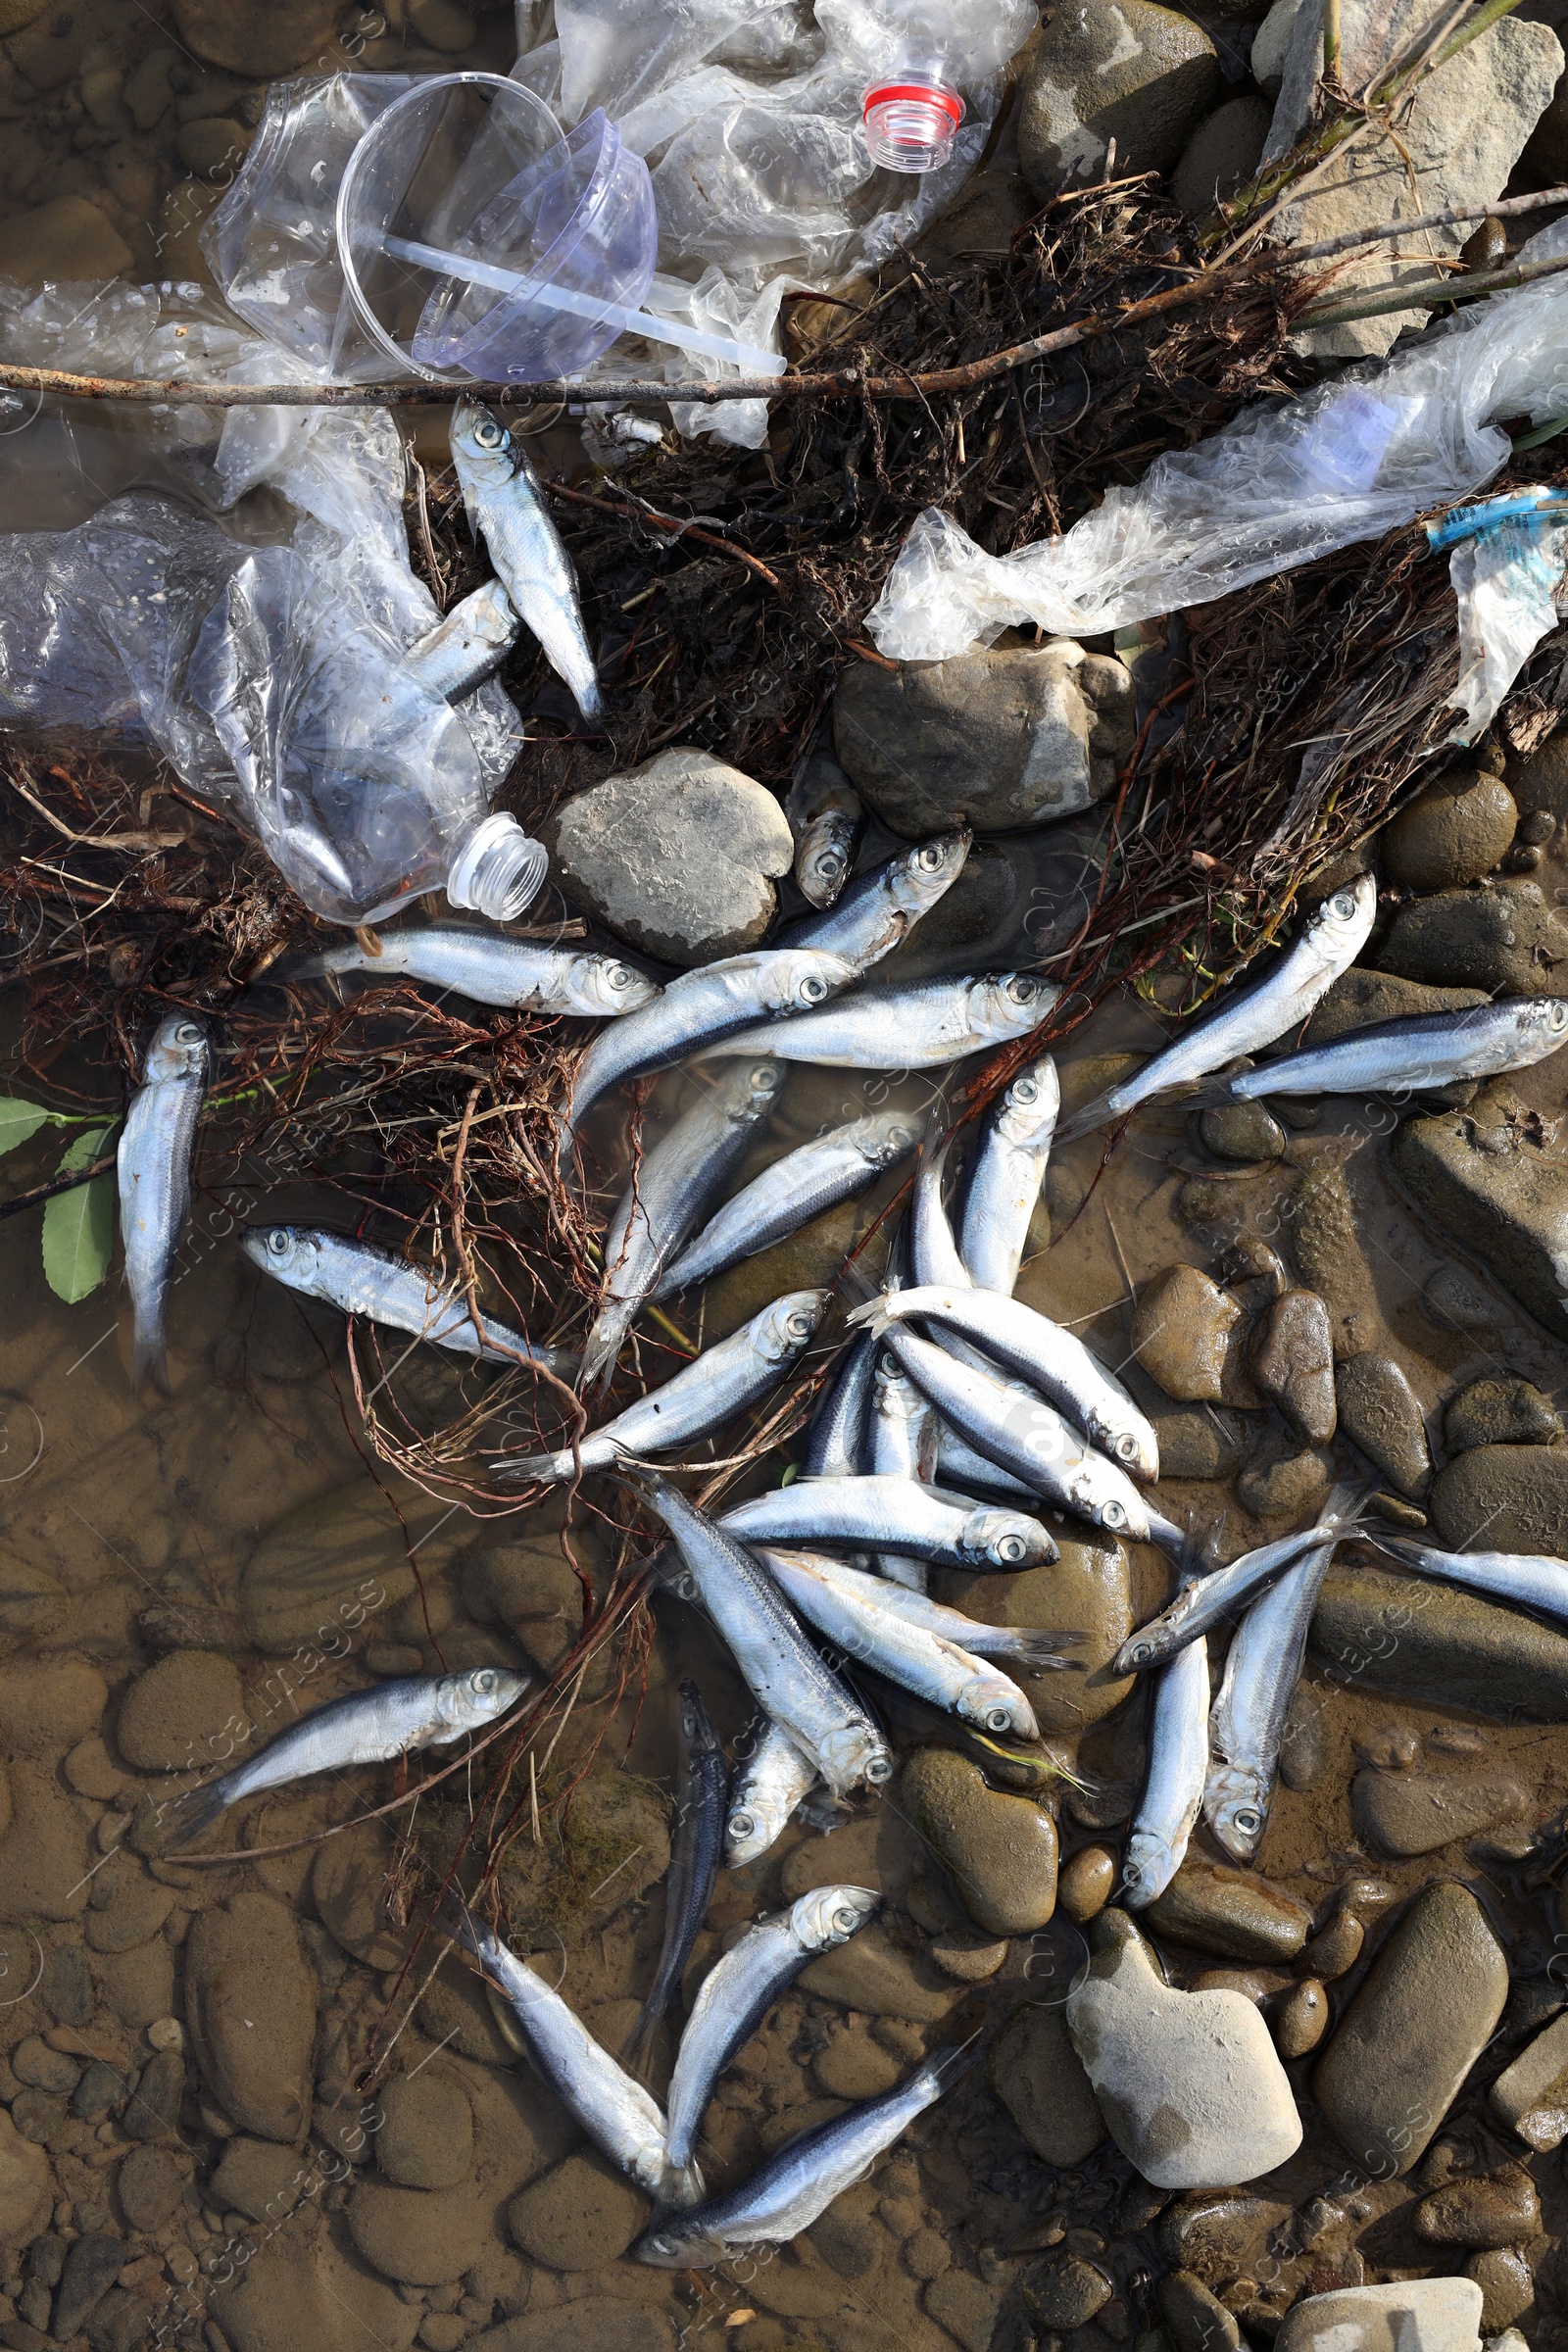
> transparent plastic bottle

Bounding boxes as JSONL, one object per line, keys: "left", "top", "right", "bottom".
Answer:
{"left": 823, "top": 0, "right": 1037, "bottom": 172}
{"left": 189, "top": 547, "right": 545, "bottom": 926}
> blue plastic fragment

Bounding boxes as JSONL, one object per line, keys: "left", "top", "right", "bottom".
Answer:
{"left": 1426, "top": 490, "right": 1568, "bottom": 551}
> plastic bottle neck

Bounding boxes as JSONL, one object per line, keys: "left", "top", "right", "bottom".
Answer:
{"left": 446, "top": 812, "right": 548, "bottom": 922}
{"left": 862, "top": 67, "right": 965, "bottom": 172}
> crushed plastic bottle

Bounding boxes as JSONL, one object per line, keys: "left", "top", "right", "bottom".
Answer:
{"left": 821, "top": 0, "right": 1038, "bottom": 172}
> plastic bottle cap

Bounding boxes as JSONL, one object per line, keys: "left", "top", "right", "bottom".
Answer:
{"left": 862, "top": 76, "right": 965, "bottom": 172}
{"left": 446, "top": 813, "right": 548, "bottom": 922}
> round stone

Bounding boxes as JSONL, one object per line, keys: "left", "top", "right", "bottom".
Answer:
{"left": 1381, "top": 767, "right": 1518, "bottom": 891}
{"left": 116, "top": 1652, "right": 244, "bottom": 1775}
{"left": 375, "top": 2070, "right": 473, "bottom": 2190}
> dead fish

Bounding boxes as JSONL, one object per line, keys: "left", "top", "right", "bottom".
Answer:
{"left": 724, "top": 1716, "right": 822, "bottom": 1865}
{"left": 1057, "top": 874, "right": 1378, "bottom": 1139}
{"left": 1199, "top": 997, "right": 1568, "bottom": 1103}
{"left": 636, "top": 2043, "right": 977, "bottom": 2265}
{"left": 174, "top": 1666, "right": 528, "bottom": 1842}
{"left": 654, "top": 1110, "right": 920, "bottom": 1298}
{"left": 800, "top": 1332, "right": 878, "bottom": 1480}
{"left": 119, "top": 1011, "right": 212, "bottom": 1395}
{"left": 450, "top": 404, "right": 602, "bottom": 725}
{"left": 495, "top": 1290, "right": 827, "bottom": 1484}
{"left": 627, "top": 1681, "right": 727, "bottom": 2064}
{"left": 294, "top": 928, "right": 660, "bottom": 1017}
{"left": 960, "top": 1054, "right": 1058, "bottom": 1294}
{"left": 405, "top": 577, "right": 521, "bottom": 702}
{"left": 241, "top": 1226, "right": 570, "bottom": 1372}
{"left": 701, "top": 972, "right": 1058, "bottom": 1070}
{"left": 776, "top": 833, "right": 972, "bottom": 971}
{"left": 786, "top": 751, "right": 863, "bottom": 909}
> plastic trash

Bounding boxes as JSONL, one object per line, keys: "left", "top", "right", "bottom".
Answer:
{"left": 866, "top": 217, "right": 1568, "bottom": 662}
{"left": 822, "top": 0, "right": 1038, "bottom": 172}
{"left": 0, "top": 404, "right": 539, "bottom": 927}
{"left": 1426, "top": 488, "right": 1568, "bottom": 743}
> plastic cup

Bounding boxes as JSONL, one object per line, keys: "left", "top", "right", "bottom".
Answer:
{"left": 337, "top": 73, "right": 659, "bottom": 383}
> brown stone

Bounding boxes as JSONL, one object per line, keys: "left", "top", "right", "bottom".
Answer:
{"left": 1248, "top": 1291, "right": 1336, "bottom": 1445}
{"left": 1144, "top": 1855, "right": 1312, "bottom": 1964}
{"left": 1131, "top": 1265, "right": 1256, "bottom": 1405}
{"left": 172, "top": 0, "right": 341, "bottom": 74}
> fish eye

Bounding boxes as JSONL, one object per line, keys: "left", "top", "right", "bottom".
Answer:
{"left": 865, "top": 1751, "right": 894, "bottom": 1784}
{"left": 916, "top": 844, "right": 944, "bottom": 869}
{"left": 752, "top": 1064, "right": 780, "bottom": 1090}
{"left": 728, "top": 1809, "right": 755, "bottom": 1840}
{"left": 1113, "top": 1431, "right": 1140, "bottom": 1464}
{"left": 1550, "top": 1004, "right": 1568, "bottom": 1029}
{"left": 800, "top": 974, "right": 828, "bottom": 1004}
{"left": 174, "top": 1022, "right": 203, "bottom": 1046}
{"left": 472, "top": 416, "right": 506, "bottom": 450}
{"left": 266, "top": 1229, "right": 291, "bottom": 1257}
{"left": 605, "top": 963, "right": 632, "bottom": 987}
{"left": 473, "top": 1669, "right": 496, "bottom": 1692}
{"left": 983, "top": 1704, "right": 1013, "bottom": 1733}
{"left": 1330, "top": 891, "right": 1356, "bottom": 919}
{"left": 785, "top": 1310, "right": 812, "bottom": 1339}
{"left": 1130, "top": 1642, "right": 1152, "bottom": 1665}
{"left": 1102, "top": 1501, "right": 1128, "bottom": 1530}
{"left": 816, "top": 847, "right": 846, "bottom": 876}
{"left": 996, "top": 1534, "right": 1027, "bottom": 1563}
{"left": 1013, "top": 1078, "right": 1039, "bottom": 1103}
{"left": 1234, "top": 1806, "right": 1263, "bottom": 1836}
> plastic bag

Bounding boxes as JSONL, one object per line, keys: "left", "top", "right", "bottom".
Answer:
{"left": 867, "top": 219, "right": 1568, "bottom": 662}
{"left": 189, "top": 547, "right": 493, "bottom": 923}
{"left": 1432, "top": 488, "right": 1568, "bottom": 743}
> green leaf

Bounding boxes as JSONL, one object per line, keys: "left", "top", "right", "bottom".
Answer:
{"left": 42, "top": 1124, "right": 117, "bottom": 1304}
{"left": 0, "top": 1099, "right": 52, "bottom": 1160}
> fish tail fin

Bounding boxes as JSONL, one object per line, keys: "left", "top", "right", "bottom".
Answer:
{"left": 579, "top": 1305, "right": 628, "bottom": 1396}
{"left": 1010, "top": 1630, "right": 1084, "bottom": 1671}
{"left": 166, "top": 1775, "right": 233, "bottom": 1848}
{"left": 1179, "top": 1507, "right": 1228, "bottom": 1581}
{"left": 575, "top": 676, "right": 606, "bottom": 731}
{"left": 657, "top": 2154, "right": 706, "bottom": 2212}
{"left": 621, "top": 1994, "right": 663, "bottom": 2072}
{"left": 924, "top": 2034, "right": 985, "bottom": 2095}
{"left": 1052, "top": 1093, "right": 1115, "bottom": 1147}
{"left": 491, "top": 1450, "right": 561, "bottom": 1487}
{"left": 1368, "top": 1531, "right": 1423, "bottom": 1567}
{"left": 131, "top": 1321, "right": 171, "bottom": 1399}
{"left": 844, "top": 1293, "right": 894, "bottom": 1338}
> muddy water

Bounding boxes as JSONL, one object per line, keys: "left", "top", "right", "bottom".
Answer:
{"left": 0, "top": 866, "right": 1566, "bottom": 2352}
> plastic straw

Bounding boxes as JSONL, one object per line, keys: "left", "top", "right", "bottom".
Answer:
{"left": 385, "top": 236, "right": 787, "bottom": 377}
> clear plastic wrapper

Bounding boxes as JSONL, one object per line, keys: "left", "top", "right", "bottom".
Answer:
{"left": 1435, "top": 489, "right": 1568, "bottom": 743}
{"left": 867, "top": 220, "right": 1568, "bottom": 662}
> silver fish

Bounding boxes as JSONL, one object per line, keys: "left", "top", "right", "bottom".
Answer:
{"left": 910, "top": 1145, "right": 973, "bottom": 1291}
{"left": 175, "top": 1667, "right": 528, "bottom": 1843}
{"left": 443, "top": 1905, "right": 677, "bottom": 2200}
{"left": 935, "top": 1427, "right": 1043, "bottom": 1504}
{"left": 119, "top": 1012, "right": 211, "bottom": 1395}
{"left": 1057, "top": 874, "right": 1378, "bottom": 1139}
{"left": 719, "top": 1475, "right": 1057, "bottom": 1570}
{"left": 756, "top": 1546, "right": 1042, "bottom": 1737}
{"left": 777, "top": 832, "right": 972, "bottom": 970}
{"left": 656, "top": 1110, "right": 920, "bottom": 1298}
{"left": 760, "top": 1545, "right": 1075, "bottom": 1674}
{"left": 1122, "top": 1623, "right": 1208, "bottom": 1908}
{"left": 960, "top": 1054, "right": 1058, "bottom": 1294}
{"left": 242, "top": 1226, "right": 568, "bottom": 1371}
{"left": 867, "top": 1346, "right": 938, "bottom": 1593}
{"left": 1208, "top": 997, "right": 1568, "bottom": 1102}
{"left": 702, "top": 971, "right": 1058, "bottom": 1070}
{"left": 1113, "top": 1515, "right": 1367, "bottom": 1674}
{"left": 561, "top": 948, "right": 858, "bottom": 1171}
{"left": 855, "top": 1284, "right": 1160, "bottom": 1482}
{"left": 496, "top": 1289, "right": 827, "bottom": 1484}
{"left": 298, "top": 927, "right": 660, "bottom": 1017}
{"left": 876, "top": 1321, "right": 1160, "bottom": 1547}
{"left": 663, "top": 1886, "right": 879, "bottom": 2181}
{"left": 637, "top": 2044, "right": 976, "bottom": 2265}
{"left": 1371, "top": 1533, "right": 1568, "bottom": 1623}
{"left": 405, "top": 577, "right": 521, "bottom": 702}
{"left": 796, "top": 802, "right": 863, "bottom": 908}
{"left": 636, "top": 1475, "right": 893, "bottom": 1797}
{"left": 1203, "top": 1486, "right": 1357, "bottom": 1861}
{"left": 725, "top": 1717, "right": 821, "bottom": 1864}
{"left": 801, "top": 1332, "right": 877, "bottom": 1479}
{"left": 450, "top": 404, "right": 602, "bottom": 725}
{"left": 629, "top": 1680, "right": 727, "bottom": 2064}
{"left": 582, "top": 1059, "right": 781, "bottom": 1390}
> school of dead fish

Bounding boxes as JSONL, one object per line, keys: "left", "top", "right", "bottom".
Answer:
{"left": 104, "top": 409, "right": 1568, "bottom": 2267}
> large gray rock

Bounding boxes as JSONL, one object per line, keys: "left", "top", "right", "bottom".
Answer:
{"left": 1264, "top": 4, "right": 1562, "bottom": 360}
{"left": 834, "top": 641, "right": 1134, "bottom": 836}
{"left": 1018, "top": 0, "right": 1221, "bottom": 193}
{"left": 1171, "top": 97, "right": 1272, "bottom": 216}
{"left": 1314, "top": 1882, "right": 1507, "bottom": 2176}
{"left": 1252, "top": 0, "right": 1309, "bottom": 96}
{"left": 549, "top": 749, "right": 794, "bottom": 966}
{"left": 1312, "top": 1560, "right": 1568, "bottom": 1719}
{"left": 1065, "top": 1912, "right": 1301, "bottom": 2189}
{"left": 1392, "top": 1102, "right": 1568, "bottom": 1339}
{"left": 1273, "top": 2281, "right": 1483, "bottom": 2352}
{"left": 1378, "top": 881, "right": 1568, "bottom": 999}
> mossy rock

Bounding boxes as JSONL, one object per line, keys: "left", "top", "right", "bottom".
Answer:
{"left": 495, "top": 1766, "right": 670, "bottom": 1943}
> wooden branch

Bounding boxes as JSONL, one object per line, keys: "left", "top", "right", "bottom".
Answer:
{"left": 547, "top": 479, "right": 783, "bottom": 585}
{"left": 3, "top": 181, "right": 1566, "bottom": 416}
{"left": 1297, "top": 244, "right": 1568, "bottom": 324}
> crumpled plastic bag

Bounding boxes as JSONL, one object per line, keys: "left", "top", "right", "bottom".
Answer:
{"left": 189, "top": 546, "right": 490, "bottom": 923}
{"left": 1442, "top": 489, "right": 1568, "bottom": 743}
{"left": 867, "top": 219, "right": 1568, "bottom": 662}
